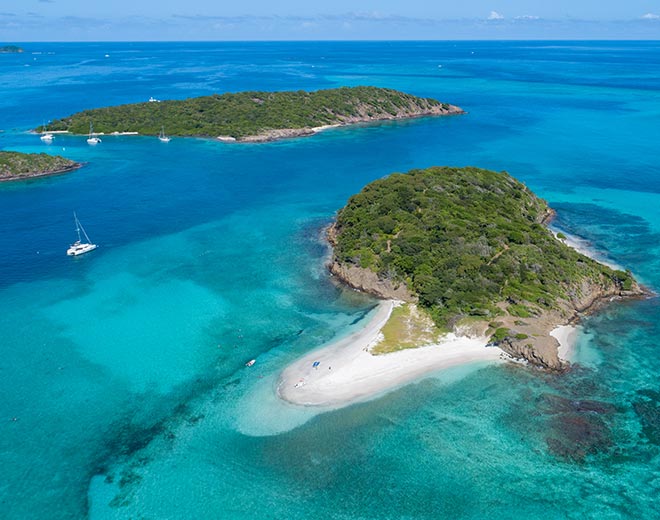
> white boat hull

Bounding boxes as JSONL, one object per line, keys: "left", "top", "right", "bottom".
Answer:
{"left": 67, "top": 243, "right": 97, "bottom": 256}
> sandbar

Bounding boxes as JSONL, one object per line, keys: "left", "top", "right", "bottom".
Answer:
{"left": 277, "top": 301, "right": 504, "bottom": 407}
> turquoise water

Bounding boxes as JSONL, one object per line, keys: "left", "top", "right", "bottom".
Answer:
{"left": 1, "top": 41, "right": 660, "bottom": 519}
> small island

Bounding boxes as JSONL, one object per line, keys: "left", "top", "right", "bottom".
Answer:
{"left": 0, "top": 151, "right": 81, "bottom": 182}
{"left": 330, "top": 166, "right": 643, "bottom": 367}
{"left": 0, "top": 45, "right": 24, "bottom": 53}
{"left": 42, "top": 86, "right": 463, "bottom": 142}
{"left": 278, "top": 166, "right": 644, "bottom": 407}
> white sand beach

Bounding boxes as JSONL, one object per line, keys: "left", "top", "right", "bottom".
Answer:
{"left": 551, "top": 324, "right": 580, "bottom": 362}
{"left": 277, "top": 301, "right": 504, "bottom": 407}
{"left": 311, "top": 123, "right": 341, "bottom": 133}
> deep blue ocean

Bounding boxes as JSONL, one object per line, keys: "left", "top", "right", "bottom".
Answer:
{"left": 1, "top": 41, "right": 660, "bottom": 519}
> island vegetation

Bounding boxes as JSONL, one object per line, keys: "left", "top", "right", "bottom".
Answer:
{"left": 0, "top": 45, "right": 23, "bottom": 53}
{"left": 41, "top": 86, "right": 462, "bottom": 142}
{"left": 329, "top": 166, "right": 643, "bottom": 369}
{"left": 0, "top": 151, "right": 80, "bottom": 182}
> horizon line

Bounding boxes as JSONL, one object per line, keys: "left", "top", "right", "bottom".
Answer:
{"left": 7, "top": 38, "right": 660, "bottom": 43}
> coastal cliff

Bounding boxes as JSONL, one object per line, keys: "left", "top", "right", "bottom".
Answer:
{"left": 0, "top": 151, "right": 81, "bottom": 182}
{"left": 43, "top": 86, "right": 463, "bottom": 142}
{"left": 328, "top": 166, "right": 645, "bottom": 370}
{"left": 328, "top": 223, "right": 417, "bottom": 301}
{"left": 493, "top": 276, "right": 643, "bottom": 370}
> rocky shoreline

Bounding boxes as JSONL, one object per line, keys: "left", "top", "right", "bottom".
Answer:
{"left": 326, "top": 222, "right": 648, "bottom": 371}
{"left": 0, "top": 161, "right": 82, "bottom": 182}
{"left": 494, "top": 278, "right": 647, "bottom": 371}
{"left": 327, "top": 223, "right": 417, "bottom": 301}
{"left": 50, "top": 105, "right": 464, "bottom": 145}
{"left": 231, "top": 103, "right": 464, "bottom": 143}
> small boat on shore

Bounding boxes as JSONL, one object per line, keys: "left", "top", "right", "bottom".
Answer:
{"left": 245, "top": 359, "right": 256, "bottom": 367}
{"left": 86, "top": 122, "right": 101, "bottom": 145}
{"left": 67, "top": 213, "right": 97, "bottom": 256}
{"left": 158, "top": 126, "right": 171, "bottom": 143}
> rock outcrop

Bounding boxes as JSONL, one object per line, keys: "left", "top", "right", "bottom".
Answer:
{"left": 476, "top": 276, "right": 644, "bottom": 371}
{"left": 328, "top": 260, "right": 417, "bottom": 301}
{"left": 327, "top": 223, "right": 417, "bottom": 301}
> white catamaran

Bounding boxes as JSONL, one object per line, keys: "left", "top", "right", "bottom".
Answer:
{"left": 87, "top": 122, "right": 101, "bottom": 145}
{"left": 67, "top": 213, "right": 98, "bottom": 256}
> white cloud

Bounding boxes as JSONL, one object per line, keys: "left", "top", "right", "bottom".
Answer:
{"left": 515, "top": 15, "right": 540, "bottom": 20}
{"left": 641, "top": 13, "right": 660, "bottom": 19}
{"left": 488, "top": 11, "right": 504, "bottom": 20}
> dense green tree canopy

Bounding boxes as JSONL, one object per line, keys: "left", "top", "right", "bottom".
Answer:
{"left": 333, "top": 166, "right": 633, "bottom": 327}
{"left": 43, "top": 86, "right": 452, "bottom": 139}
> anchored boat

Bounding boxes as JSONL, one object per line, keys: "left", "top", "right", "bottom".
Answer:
{"left": 86, "top": 122, "right": 101, "bottom": 145}
{"left": 40, "top": 121, "right": 54, "bottom": 142}
{"left": 67, "top": 213, "right": 97, "bottom": 256}
{"left": 158, "top": 126, "right": 171, "bottom": 143}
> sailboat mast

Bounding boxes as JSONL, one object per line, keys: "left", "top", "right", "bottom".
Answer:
{"left": 74, "top": 212, "right": 82, "bottom": 242}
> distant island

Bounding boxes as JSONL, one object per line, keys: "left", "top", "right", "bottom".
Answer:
{"left": 42, "top": 86, "right": 463, "bottom": 142}
{"left": 0, "top": 151, "right": 81, "bottom": 182}
{"left": 328, "top": 166, "right": 643, "bottom": 370}
{"left": 0, "top": 45, "right": 23, "bottom": 53}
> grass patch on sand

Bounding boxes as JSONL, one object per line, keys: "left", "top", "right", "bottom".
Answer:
{"left": 371, "top": 303, "right": 442, "bottom": 355}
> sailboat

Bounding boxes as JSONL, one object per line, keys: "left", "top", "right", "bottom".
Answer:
{"left": 86, "top": 122, "right": 101, "bottom": 145}
{"left": 40, "top": 121, "right": 54, "bottom": 142}
{"left": 158, "top": 126, "right": 171, "bottom": 143}
{"left": 67, "top": 213, "right": 98, "bottom": 256}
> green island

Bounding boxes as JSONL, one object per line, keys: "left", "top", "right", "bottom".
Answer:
{"left": 328, "top": 166, "right": 644, "bottom": 369}
{"left": 0, "top": 45, "right": 23, "bottom": 53}
{"left": 42, "top": 86, "right": 463, "bottom": 142}
{"left": 0, "top": 151, "right": 80, "bottom": 182}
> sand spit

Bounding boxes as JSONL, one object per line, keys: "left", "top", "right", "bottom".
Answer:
{"left": 277, "top": 301, "right": 503, "bottom": 407}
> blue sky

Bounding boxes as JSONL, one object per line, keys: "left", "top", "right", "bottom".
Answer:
{"left": 2, "top": 0, "right": 660, "bottom": 40}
